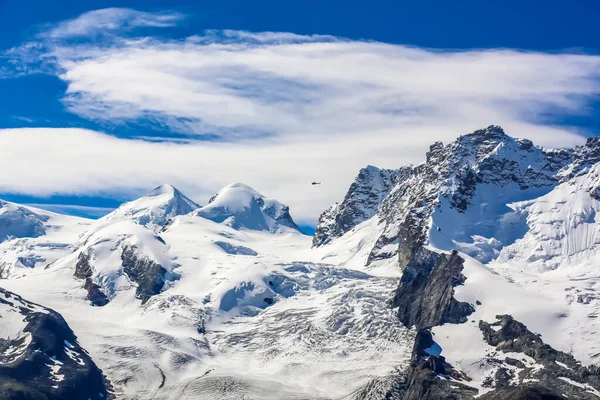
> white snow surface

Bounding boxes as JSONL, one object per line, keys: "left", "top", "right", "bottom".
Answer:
{"left": 0, "top": 202, "right": 91, "bottom": 278}
{"left": 194, "top": 183, "right": 298, "bottom": 232}
{"left": 497, "top": 162, "right": 600, "bottom": 271}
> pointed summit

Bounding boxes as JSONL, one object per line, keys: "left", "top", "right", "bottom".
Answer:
{"left": 145, "top": 183, "right": 179, "bottom": 197}
{"left": 97, "top": 184, "right": 199, "bottom": 231}
{"left": 195, "top": 183, "right": 298, "bottom": 232}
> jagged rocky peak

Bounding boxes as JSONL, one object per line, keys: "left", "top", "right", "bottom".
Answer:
{"left": 314, "top": 125, "right": 600, "bottom": 266}
{"left": 0, "top": 201, "right": 49, "bottom": 243}
{"left": 369, "top": 125, "right": 580, "bottom": 264}
{"left": 195, "top": 183, "right": 299, "bottom": 232}
{"left": 95, "top": 184, "right": 199, "bottom": 231}
{"left": 313, "top": 165, "right": 413, "bottom": 247}
{"left": 0, "top": 287, "right": 112, "bottom": 399}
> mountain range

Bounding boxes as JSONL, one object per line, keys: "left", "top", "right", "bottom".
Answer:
{"left": 1, "top": 126, "right": 600, "bottom": 399}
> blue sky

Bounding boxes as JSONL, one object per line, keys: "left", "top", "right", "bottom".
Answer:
{"left": 0, "top": 0, "right": 599, "bottom": 231}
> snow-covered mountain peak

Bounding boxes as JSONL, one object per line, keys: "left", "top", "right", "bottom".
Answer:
{"left": 145, "top": 183, "right": 181, "bottom": 197}
{"left": 195, "top": 183, "right": 299, "bottom": 232}
{"left": 94, "top": 184, "right": 199, "bottom": 232}
{"left": 0, "top": 200, "right": 50, "bottom": 243}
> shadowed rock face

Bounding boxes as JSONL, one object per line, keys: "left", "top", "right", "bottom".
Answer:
{"left": 121, "top": 245, "right": 170, "bottom": 304}
{"left": 402, "top": 329, "right": 478, "bottom": 400}
{"left": 0, "top": 288, "right": 113, "bottom": 400}
{"left": 392, "top": 248, "right": 474, "bottom": 330}
{"left": 74, "top": 251, "right": 108, "bottom": 307}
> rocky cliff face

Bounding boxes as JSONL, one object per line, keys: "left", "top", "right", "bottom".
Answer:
{"left": 0, "top": 288, "right": 112, "bottom": 400}
{"left": 476, "top": 315, "right": 600, "bottom": 399}
{"left": 313, "top": 165, "right": 412, "bottom": 246}
{"left": 121, "top": 244, "right": 172, "bottom": 304}
{"left": 74, "top": 250, "right": 109, "bottom": 306}
{"left": 392, "top": 249, "right": 474, "bottom": 329}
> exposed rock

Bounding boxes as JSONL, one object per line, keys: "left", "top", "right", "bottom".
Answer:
{"left": 477, "top": 315, "right": 600, "bottom": 399}
{"left": 74, "top": 251, "right": 108, "bottom": 307}
{"left": 392, "top": 248, "right": 474, "bottom": 329}
{"left": 371, "top": 125, "right": 564, "bottom": 264}
{"left": 400, "top": 329, "right": 477, "bottom": 400}
{"left": 0, "top": 287, "right": 113, "bottom": 399}
{"left": 121, "top": 245, "right": 171, "bottom": 304}
{"left": 479, "top": 386, "right": 565, "bottom": 400}
{"left": 313, "top": 165, "right": 412, "bottom": 246}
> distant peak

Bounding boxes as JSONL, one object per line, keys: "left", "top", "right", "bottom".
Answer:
{"left": 93, "top": 184, "right": 199, "bottom": 231}
{"left": 221, "top": 182, "right": 261, "bottom": 195}
{"left": 197, "top": 183, "right": 298, "bottom": 232}
{"left": 467, "top": 125, "right": 507, "bottom": 140}
{"left": 145, "top": 184, "right": 179, "bottom": 197}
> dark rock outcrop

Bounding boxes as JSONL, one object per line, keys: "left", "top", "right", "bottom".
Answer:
{"left": 392, "top": 249, "right": 474, "bottom": 329}
{"left": 353, "top": 329, "right": 476, "bottom": 400}
{"left": 121, "top": 245, "right": 170, "bottom": 304}
{"left": 74, "top": 251, "right": 108, "bottom": 307}
{"left": 0, "top": 287, "right": 113, "bottom": 400}
{"left": 401, "top": 329, "right": 477, "bottom": 400}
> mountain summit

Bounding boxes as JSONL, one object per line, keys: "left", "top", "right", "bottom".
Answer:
{"left": 194, "top": 183, "right": 299, "bottom": 232}
{"left": 97, "top": 184, "right": 199, "bottom": 231}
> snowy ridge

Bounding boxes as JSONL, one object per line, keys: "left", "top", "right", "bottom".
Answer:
{"left": 315, "top": 126, "right": 600, "bottom": 398}
{"left": 0, "top": 185, "right": 414, "bottom": 399}
{"left": 0, "top": 200, "right": 49, "bottom": 242}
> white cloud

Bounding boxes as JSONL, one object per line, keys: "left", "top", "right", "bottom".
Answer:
{"left": 45, "top": 8, "right": 185, "bottom": 39}
{"left": 2, "top": 8, "right": 600, "bottom": 223}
